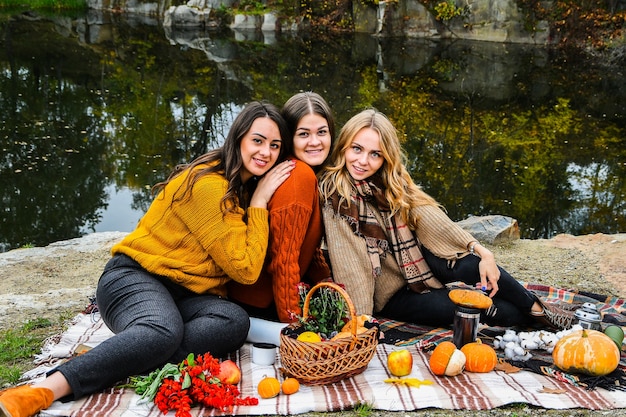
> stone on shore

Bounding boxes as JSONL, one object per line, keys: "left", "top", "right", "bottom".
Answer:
{"left": 457, "top": 215, "right": 520, "bottom": 245}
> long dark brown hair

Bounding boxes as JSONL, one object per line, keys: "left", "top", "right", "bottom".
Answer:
{"left": 153, "top": 101, "right": 289, "bottom": 215}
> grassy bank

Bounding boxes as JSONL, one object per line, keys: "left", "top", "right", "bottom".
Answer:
{"left": 0, "top": 315, "right": 74, "bottom": 388}
{"left": 0, "top": 0, "right": 86, "bottom": 10}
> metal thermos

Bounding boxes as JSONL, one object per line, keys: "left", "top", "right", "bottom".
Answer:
{"left": 453, "top": 306, "right": 480, "bottom": 348}
{"left": 574, "top": 302, "right": 602, "bottom": 331}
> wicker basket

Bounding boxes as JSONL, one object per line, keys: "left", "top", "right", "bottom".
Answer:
{"left": 279, "top": 282, "right": 379, "bottom": 385}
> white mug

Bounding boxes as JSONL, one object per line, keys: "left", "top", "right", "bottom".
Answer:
{"left": 251, "top": 342, "right": 277, "bottom": 366}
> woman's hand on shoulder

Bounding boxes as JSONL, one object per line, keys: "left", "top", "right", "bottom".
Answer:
{"left": 250, "top": 160, "right": 296, "bottom": 209}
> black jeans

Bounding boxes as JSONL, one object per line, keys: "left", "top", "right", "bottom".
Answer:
{"left": 54, "top": 254, "right": 250, "bottom": 400}
{"left": 380, "top": 247, "right": 536, "bottom": 328}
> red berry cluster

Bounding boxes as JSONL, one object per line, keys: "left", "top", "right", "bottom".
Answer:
{"left": 153, "top": 353, "right": 258, "bottom": 416}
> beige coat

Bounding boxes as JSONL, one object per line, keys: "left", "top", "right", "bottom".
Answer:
{"left": 322, "top": 202, "right": 476, "bottom": 315}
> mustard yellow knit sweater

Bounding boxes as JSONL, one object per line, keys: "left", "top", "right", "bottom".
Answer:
{"left": 112, "top": 166, "right": 269, "bottom": 297}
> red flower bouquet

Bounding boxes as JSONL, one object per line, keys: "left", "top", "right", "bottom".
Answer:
{"left": 129, "top": 352, "right": 258, "bottom": 417}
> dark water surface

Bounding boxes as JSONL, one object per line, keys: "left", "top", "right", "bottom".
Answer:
{"left": 1, "top": 12, "right": 624, "bottom": 252}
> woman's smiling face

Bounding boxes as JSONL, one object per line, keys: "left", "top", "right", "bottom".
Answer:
{"left": 344, "top": 127, "right": 384, "bottom": 181}
{"left": 239, "top": 117, "right": 283, "bottom": 183}
{"left": 292, "top": 113, "right": 331, "bottom": 167}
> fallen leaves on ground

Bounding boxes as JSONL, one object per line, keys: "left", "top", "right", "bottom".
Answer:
{"left": 384, "top": 378, "right": 433, "bottom": 388}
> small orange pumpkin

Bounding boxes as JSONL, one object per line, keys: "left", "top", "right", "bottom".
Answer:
{"left": 449, "top": 289, "right": 493, "bottom": 310}
{"left": 330, "top": 331, "right": 353, "bottom": 341}
{"left": 341, "top": 314, "right": 372, "bottom": 332}
{"left": 429, "top": 341, "right": 466, "bottom": 376}
{"left": 460, "top": 338, "right": 497, "bottom": 373}
{"left": 257, "top": 376, "right": 281, "bottom": 399}
{"left": 552, "top": 329, "right": 620, "bottom": 377}
{"left": 281, "top": 377, "right": 300, "bottom": 395}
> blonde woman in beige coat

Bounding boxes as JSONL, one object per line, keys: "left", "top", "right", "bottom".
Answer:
{"left": 318, "top": 108, "right": 574, "bottom": 330}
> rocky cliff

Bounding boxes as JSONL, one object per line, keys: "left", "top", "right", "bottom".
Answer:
{"left": 87, "top": 0, "right": 553, "bottom": 44}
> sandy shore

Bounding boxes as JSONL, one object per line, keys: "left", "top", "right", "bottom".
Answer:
{"left": 1, "top": 231, "right": 625, "bottom": 331}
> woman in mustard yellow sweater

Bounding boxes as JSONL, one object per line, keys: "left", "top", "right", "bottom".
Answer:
{"left": 0, "top": 101, "right": 296, "bottom": 417}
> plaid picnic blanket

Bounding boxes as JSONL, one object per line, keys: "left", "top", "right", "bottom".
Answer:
{"left": 24, "top": 282, "right": 626, "bottom": 416}
{"left": 378, "top": 281, "right": 626, "bottom": 346}
{"left": 377, "top": 282, "right": 626, "bottom": 393}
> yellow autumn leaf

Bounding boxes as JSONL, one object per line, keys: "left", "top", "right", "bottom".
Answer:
{"left": 538, "top": 386, "right": 567, "bottom": 394}
{"left": 384, "top": 378, "right": 433, "bottom": 388}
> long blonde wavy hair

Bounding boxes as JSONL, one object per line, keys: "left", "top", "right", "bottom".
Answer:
{"left": 318, "top": 108, "right": 440, "bottom": 228}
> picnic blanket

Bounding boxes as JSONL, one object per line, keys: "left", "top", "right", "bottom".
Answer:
{"left": 379, "top": 282, "right": 626, "bottom": 347}
{"left": 24, "top": 283, "right": 626, "bottom": 416}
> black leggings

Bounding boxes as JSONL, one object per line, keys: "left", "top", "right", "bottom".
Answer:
{"left": 54, "top": 254, "right": 250, "bottom": 400}
{"left": 380, "top": 247, "right": 536, "bottom": 328}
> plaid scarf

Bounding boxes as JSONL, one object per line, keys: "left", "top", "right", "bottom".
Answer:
{"left": 329, "top": 178, "right": 443, "bottom": 293}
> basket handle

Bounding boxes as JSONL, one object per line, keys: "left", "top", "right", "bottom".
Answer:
{"left": 302, "top": 281, "right": 358, "bottom": 336}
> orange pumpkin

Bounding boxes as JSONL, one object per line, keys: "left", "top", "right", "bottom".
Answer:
{"left": 429, "top": 341, "right": 466, "bottom": 376}
{"left": 281, "top": 377, "right": 300, "bottom": 395}
{"left": 330, "top": 331, "right": 353, "bottom": 341}
{"left": 341, "top": 314, "right": 372, "bottom": 332}
{"left": 460, "top": 338, "right": 497, "bottom": 373}
{"left": 448, "top": 289, "right": 493, "bottom": 310}
{"left": 552, "top": 329, "right": 620, "bottom": 377}
{"left": 257, "top": 376, "right": 281, "bottom": 399}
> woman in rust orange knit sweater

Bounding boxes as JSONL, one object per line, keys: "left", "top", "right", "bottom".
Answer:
{"left": 229, "top": 92, "right": 334, "bottom": 337}
{"left": 0, "top": 101, "right": 295, "bottom": 417}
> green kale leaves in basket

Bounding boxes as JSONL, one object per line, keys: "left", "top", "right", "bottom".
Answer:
{"left": 292, "top": 282, "right": 349, "bottom": 339}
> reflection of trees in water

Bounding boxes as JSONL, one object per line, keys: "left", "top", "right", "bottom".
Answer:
{"left": 0, "top": 20, "right": 109, "bottom": 251}
{"left": 0, "top": 108, "right": 109, "bottom": 251}
{"left": 0, "top": 16, "right": 624, "bottom": 251}
{"left": 566, "top": 162, "right": 626, "bottom": 236}
{"left": 384, "top": 79, "right": 625, "bottom": 239}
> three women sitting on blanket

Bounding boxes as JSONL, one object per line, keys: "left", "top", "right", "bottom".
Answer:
{"left": 0, "top": 101, "right": 296, "bottom": 417}
{"left": 0, "top": 100, "right": 575, "bottom": 417}
{"left": 317, "top": 108, "right": 575, "bottom": 332}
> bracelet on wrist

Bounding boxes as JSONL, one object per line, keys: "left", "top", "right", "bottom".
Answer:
{"left": 469, "top": 241, "right": 479, "bottom": 255}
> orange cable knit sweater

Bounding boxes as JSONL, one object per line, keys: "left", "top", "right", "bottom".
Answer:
{"left": 229, "top": 160, "right": 331, "bottom": 322}
{"left": 112, "top": 165, "right": 269, "bottom": 297}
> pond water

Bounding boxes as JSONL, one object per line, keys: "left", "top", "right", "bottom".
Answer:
{"left": 1, "top": 11, "right": 624, "bottom": 252}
